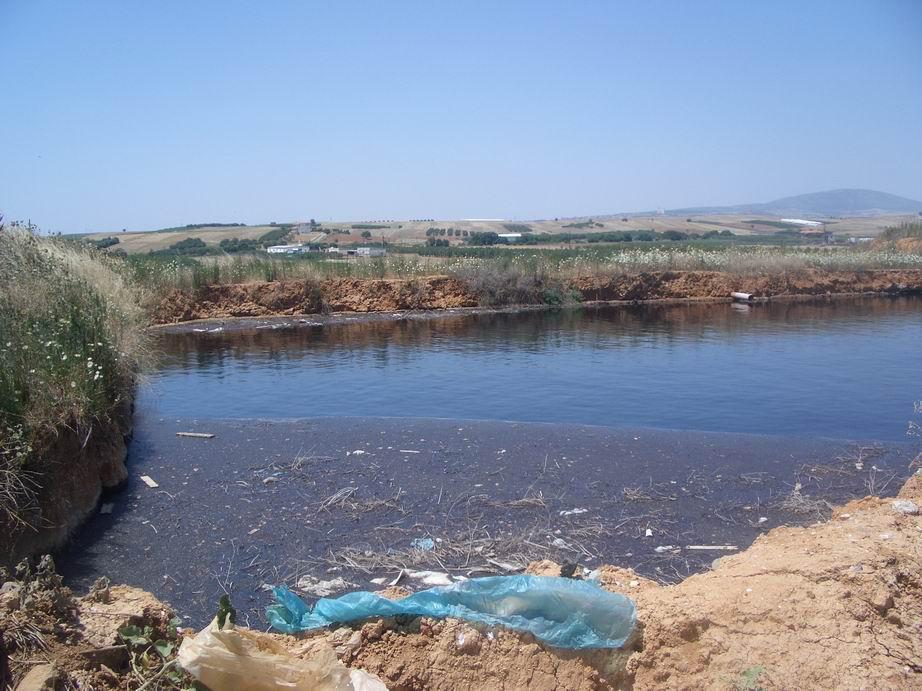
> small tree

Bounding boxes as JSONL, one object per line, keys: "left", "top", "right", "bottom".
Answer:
{"left": 361, "top": 230, "right": 372, "bottom": 239}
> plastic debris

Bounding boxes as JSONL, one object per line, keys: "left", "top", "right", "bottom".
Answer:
{"left": 686, "top": 545, "right": 738, "bottom": 551}
{"left": 559, "top": 508, "right": 588, "bottom": 517}
{"left": 296, "top": 576, "right": 355, "bottom": 598}
{"left": 654, "top": 545, "right": 676, "bottom": 553}
{"left": 410, "top": 537, "right": 435, "bottom": 551}
{"left": 267, "top": 575, "right": 636, "bottom": 650}
{"left": 407, "top": 570, "right": 452, "bottom": 586}
{"left": 177, "top": 618, "right": 386, "bottom": 690}
{"left": 644, "top": 528, "right": 653, "bottom": 538}
{"left": 485, "top": 559, "right": 523, "bottom": 573}
{"left": 176, "top": 432, "right": 215, "bottom": 439}
{"left": 139, "top": 475, "right": 159, "bottom": 489}
{"left": 758, "top": 517, "right": 768, "bottom": 524}
{"left": 892, "top": 499, "right": 919, "bottom": 515}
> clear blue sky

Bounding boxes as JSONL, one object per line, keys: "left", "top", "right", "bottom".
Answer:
{"left": 1, "top": 1, "right": 920, "bottom": 233}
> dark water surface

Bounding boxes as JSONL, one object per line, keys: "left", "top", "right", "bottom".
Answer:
{"left": 58, "top": 417, "right": 916, "bottom": 626}
{"left": 145, "top": 298, "right": 922, "bottom": 441}
{"left": 55, "top": 298, "right": 922, "bottom": 624}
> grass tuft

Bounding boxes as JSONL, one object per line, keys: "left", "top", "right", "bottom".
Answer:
{"left": 0, "top": 223, "right": 147, "bottom": 525}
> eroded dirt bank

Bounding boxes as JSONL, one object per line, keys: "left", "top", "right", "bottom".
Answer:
{"left": 6, "top": 473, "right": 919, "bottom": 689}
{"left": 150, "top": 270, "right": 922, "bottom": 324}
{"left": 2, "top": 410, "right": 132, "bottom": 570}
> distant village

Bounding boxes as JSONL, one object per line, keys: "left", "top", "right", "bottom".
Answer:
{"left": 266, "top": 243, "right": 387, "bottom": 256}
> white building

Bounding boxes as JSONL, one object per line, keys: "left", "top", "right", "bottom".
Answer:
{"left": 266, "top": 244, "right": 307, "bottom": 254}
{"left": 354, "top": 246, "right": 387, "bottom": 257}
{"left": 497, "top": 233, "right": 523, "bottom": 242}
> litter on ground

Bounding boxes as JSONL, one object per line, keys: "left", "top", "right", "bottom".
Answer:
{"left": 410, "top": 537, "right": 435, "bottom": 551}
{"left": 139, "top": 475, "right": 159, "bottom": 488}
{"left": 267, "top": 575, "right": 636, "bottom": 649}
{"left": 296, "top": 575, "right": 356, "bottom": 598}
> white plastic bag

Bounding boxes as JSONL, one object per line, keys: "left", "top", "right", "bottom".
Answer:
{"left": 177, "top": 619, "right": 386, "bottom": 691}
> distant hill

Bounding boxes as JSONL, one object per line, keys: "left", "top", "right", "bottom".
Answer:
{"left": 666, "top": 189, "right": 922, "bottom": 218}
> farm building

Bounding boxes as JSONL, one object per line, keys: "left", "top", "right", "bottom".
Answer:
{"left": 354, "top": 246, "right": 386, "bottom": 257}
{"left": 266, "top": 244, "right": 308, "bottom": 254}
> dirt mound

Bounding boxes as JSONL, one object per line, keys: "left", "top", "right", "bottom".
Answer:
{"left": 277, "top": 472, "right": 922, "bottom": 689}
{"left": 622, "top": 472, "right": 922, "bottom": 689}
{"left": 570, "top": 268, "right": 922, "bottom": 302}
{"left": 1, "top": 559, "right": 186, "bottom": 690}
{"left": 3, "top": 412, "right": 132, "bottom": 569}
{"left": 150, "top": 270, "right": 922, "bottom": 324}
{"left": 151, "top": 276, "right": 478, "bottom": 323}
{"left": 896, "top": 238, "right": 922, "bottom": 254}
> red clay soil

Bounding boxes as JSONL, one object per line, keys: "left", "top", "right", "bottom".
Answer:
{"left": 149, "top": 270, "right": 922, "bottom": 325}
{"left": 149, "top": 276, "right": 479, "bottom": 323}
{"left": 568, "top": 268, "right": 922, "bottom": 302}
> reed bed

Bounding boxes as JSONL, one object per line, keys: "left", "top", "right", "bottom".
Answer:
{"left": 127, "top": 244, "right": 922, "bottom": 296}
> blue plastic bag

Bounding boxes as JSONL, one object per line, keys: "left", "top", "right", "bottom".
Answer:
{"left": 267, "top": 575, "right": 636, "bottom": 649}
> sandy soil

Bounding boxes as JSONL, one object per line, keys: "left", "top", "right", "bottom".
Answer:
{"left": 273, "top": 471, "right": 922, "bottom": 689}
{"left": 149, "top": 269, "right": 922, "bottom": 324}
{"left": 5, "top": 472, "right": 919, "bottom": 689}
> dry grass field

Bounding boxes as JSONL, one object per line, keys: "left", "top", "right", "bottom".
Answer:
{"left": 80, "top": 214, "right": 917, "bottom": 254}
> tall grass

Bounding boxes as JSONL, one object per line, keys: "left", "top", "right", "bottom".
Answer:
{"left": 0, "top": 224, "right": 146, "bottom": 525}
{"left": 127, "top": 244, "right": 922, "bottom": 296}
{"left": 879, "top": 221, "right": 922, "bottom": 243}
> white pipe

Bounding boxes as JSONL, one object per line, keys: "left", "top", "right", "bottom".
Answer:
{"left": 730, "top": 292, "right": 752, "bottom": 302}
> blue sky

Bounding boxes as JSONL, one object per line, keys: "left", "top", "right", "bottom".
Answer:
{"left": 1, "top": 1, "right": 920, "bottom": 233}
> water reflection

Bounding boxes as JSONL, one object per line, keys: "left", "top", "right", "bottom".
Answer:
{"left": 143, "top": 297, "right": 922, "bottom": 440}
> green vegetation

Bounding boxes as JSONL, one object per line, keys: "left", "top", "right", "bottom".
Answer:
{"left": 562, "top": 219, "right": 604, "bottom": 229}
{"left": 463, "top": 228, "right": 734, "bottom": 246}
{"left": 122, "top": 242, "right": 922, "bottom": 300}
{"left": 743, "top": 220, "right": 804, "bottom": 231}
{"left": 879, "top": 221, "right": 922, "bottom": 242}
{"left": 219, "top": 237, "right": 263, "bottom": 253}
{"left": 467, "top": 231, "right": 503, "bottom": 245}
{"left": 453, "top": 261, "right": 582, "bottom": 307}
{"left": 502, "top": 223, "right": 533, "bottom": 233}
{"left": 151, "top": 237, "right": 211, "bottom": 256}
{"left": 145, "top": 225, "right": 295, "bottom": 257}
{"left": 142, "top": 221, "right": 247, "bottom": 234}
{"left": 0, "top": 223, "right": 145, "bottom": 527}
{"left": 90, "top": 236, "right": 120, "bottom": 250}
{"left": 118, "top": 614, "right": 194, "bottom": 689}
{"left": 256, "top": 225, "right": 293, "bottom": 246}
{"left": 733, "top": 665, "right": 766, "bottom": 691}
{"left": 351, "top": 224, "right": 389, "bottom": 230}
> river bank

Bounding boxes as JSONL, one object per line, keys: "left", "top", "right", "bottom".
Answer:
{"left": 1, "top": 229, "right": 146, "bottom": 568}
{"left": 6, "top": 470, "right": 920, "bottom": 689}
{"left": 148, "top": 269, "right": 922, "bottom": 324}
